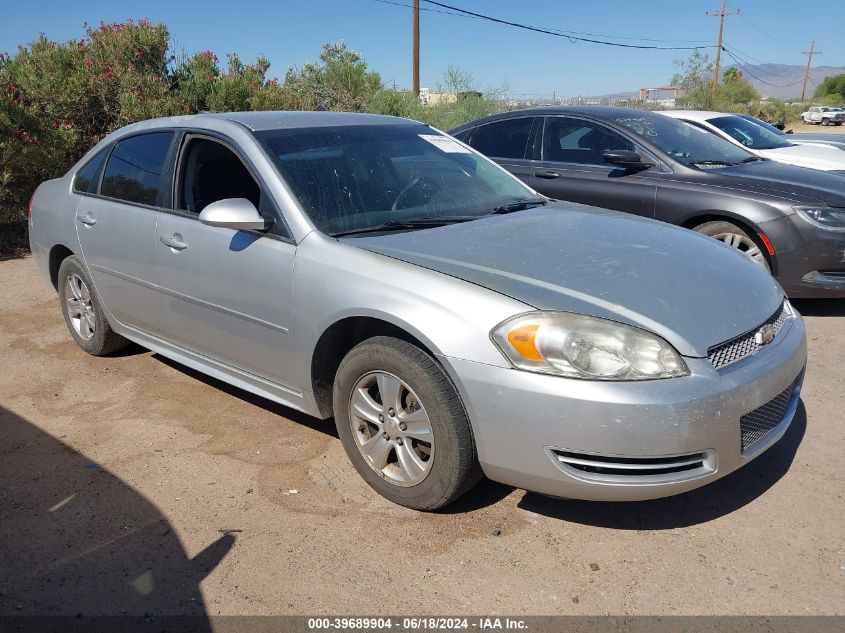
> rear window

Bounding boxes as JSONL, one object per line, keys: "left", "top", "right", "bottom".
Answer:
{"left": 72, "top": 150, "right": 107, "bottom": 194}
{"left": 101, "top": 132, "right": 174, "bottom": 206}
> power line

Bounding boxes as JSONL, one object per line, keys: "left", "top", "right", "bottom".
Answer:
{"left": 738, "top": 13, "right": 791, "bottom": 45}
{"left": 369, "top": 0, "right": 469, "bottom": 19}
{"left": 720, "top": 47, "right": 804, "bottom": 88}
{"left": 369, "top": 0, "right": 711, "bottom": 45}
{"left": 417, "top": 0, "right": 713, "bottom": 50}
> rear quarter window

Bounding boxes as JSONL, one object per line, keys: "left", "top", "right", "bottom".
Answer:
{"left": 101, "top": 132, "right": 175, "bottom": 206}
{"left": 72, "top": 150, "right": 107, "bottom": 194}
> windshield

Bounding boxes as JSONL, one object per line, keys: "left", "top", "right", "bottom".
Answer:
{"left": 611, "top": 112, "right": 753, "bottom": 167}
{"left": 255, "top": 124, "right": 542, "bottom": 236}
{"left": 707, "top": 115, "right": 792, "bottom": 150}
{"left": 736, "top": 114, "right": 786, "bottom": 137}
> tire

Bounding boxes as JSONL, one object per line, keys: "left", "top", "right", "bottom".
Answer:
{"left": 694, "top": 220, "right": 771, "bottom": 273}
{"left": 332, "top": 336, "right": 481, "bottom": 510}
{"left": 822, "top": 118, "right": 830, "bottom": 126}
{"left": 836, "top": 122, "right": 843, "bottom": 127}
{"left": 58, "top": 255, "right": 130, "bottom": 356}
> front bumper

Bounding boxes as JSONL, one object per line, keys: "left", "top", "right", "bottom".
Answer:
{"left": 445, "top": 310, "right": 807, "bottom": 501}
{"left": 761, "top": 214, "right": 845, "bottom": 298}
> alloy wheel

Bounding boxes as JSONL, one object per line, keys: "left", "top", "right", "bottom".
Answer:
{"left": 348, "top": 371, "right": 434, "bottom": 487}
{"left": 712, "top": 231, "right": 768, "bottom": 270}
{"left": 65, "top": 273, "right": 96, "bottom": 341}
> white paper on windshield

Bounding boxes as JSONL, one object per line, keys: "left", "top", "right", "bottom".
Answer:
{"left": 419, "top": 134, "right": 471, "bottom": 153}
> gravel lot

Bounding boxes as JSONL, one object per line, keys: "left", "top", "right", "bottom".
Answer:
{"left": 1, "top": 255, "right": 843, "bottom": 617}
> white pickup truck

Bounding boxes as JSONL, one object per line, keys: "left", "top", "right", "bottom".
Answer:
{"left": 802, "top": 106, "right": 845, "bottom": 126}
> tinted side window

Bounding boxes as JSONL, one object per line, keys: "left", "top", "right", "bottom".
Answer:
{"left": 467, "top": 118, "right": 533, "bottom": 159}
{"left": 543, "top": 117, "right": 633, "bottom": 166}
{"left": 72, "top": 150, "right": 107, "bottom": 194}
{"left": 451, "top": 128, "right": 473, "bottom": 143}
{"left": 101, "top": 132, "right": 174, "bottom": 206}
{"left": 178, "top": 138, "right": 260, "bottom": 213}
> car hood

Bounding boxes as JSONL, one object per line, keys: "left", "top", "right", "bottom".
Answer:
{"left": 342, "top": 204, "right": 785, "bottom": 357}
{"left": 708, "top": 160, "right": 845, "bottom": 206}
{"left": 760, "top": 143, "right": 845, "bottom": 171}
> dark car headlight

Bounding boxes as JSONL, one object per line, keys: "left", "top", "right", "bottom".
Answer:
{"left": 795, "top": 206, "right": 845, "bottom": 231}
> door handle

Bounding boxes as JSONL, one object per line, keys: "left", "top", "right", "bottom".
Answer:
{"left": 534, "top": 170, "right": 561, "bottom": 179}
{"left": 76, "top": 214, "right": 97, "bottom": 226}
{"left": 160, "top": 235, "right": 188, "bottom": 251}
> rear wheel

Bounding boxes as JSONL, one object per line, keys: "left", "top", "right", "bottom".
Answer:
{"left": 694, "top": 220, "right": 771, "bottom": 273}
{"left": 58, "top": 256, "right": 130, "bottom": 356}
{"left": 332, "top": 336, "right": 481, "bottom": 510}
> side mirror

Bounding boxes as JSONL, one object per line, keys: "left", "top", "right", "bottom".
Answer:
{"left": 785, "top": 129, "right": 794, "bottom": 134}
{"left": 602, "top": 149, "right": 653, "bottom": 170}
{"left": 198, "top": 198, "right": 271, "bottom": 231}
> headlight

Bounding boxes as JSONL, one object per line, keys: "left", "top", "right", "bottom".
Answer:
{"left": 491, "top": 312, "right": 689, "bottom": 381}
{"left": 795, "top": 206, "right": 845, "bottom": 231}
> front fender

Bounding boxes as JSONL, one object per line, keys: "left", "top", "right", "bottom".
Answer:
{"left": 288, "top": 232, "right": 531, "bottom": 396}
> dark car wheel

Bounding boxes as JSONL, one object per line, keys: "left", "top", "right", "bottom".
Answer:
{"left": 694, "top": 220, "right": 771, "bottom": 273}
{"left": 58, "top": 256, "right": 130, "bottom": 356}
{"left": 332, "top": 336, "right": 481, "bottom": 510}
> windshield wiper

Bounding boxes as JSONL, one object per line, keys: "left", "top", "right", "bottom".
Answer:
{"left": 331, "top": 216, "right": 478, "bottom": 237}
{"left": 741, "top": 155, "right": 767, "bottom": 162}
{"left": 690, "top": 160, "right": 735, "bottom": 168}
{"left": 488, "top": 198, "right": 549, "bottom": 214}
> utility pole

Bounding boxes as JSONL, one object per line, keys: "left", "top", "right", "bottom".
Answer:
{"left": 801, "top": 40, "right": 821, "bottom": 102}
{"left": 707, "top": 0, "right": 740, "bottom": 99}
{"left": 412, "top": 0, "right": 420, "bottom": 98}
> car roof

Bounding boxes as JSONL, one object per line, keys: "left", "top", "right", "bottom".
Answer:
{"left": 113, "top": 110, "right": 420, "bottom": 135}
{"left": 449, "top": 105, "right": 675, "bottom": 132}
{"left": 659, "top": 110, "right": 724, "bottom": 121}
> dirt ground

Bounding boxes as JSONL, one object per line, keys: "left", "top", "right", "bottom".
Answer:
{"left": 787, "top": 121, "right": 845, "bottom": 134}
{"left": 1, "top": 255, "right": 843, "bottom": 618}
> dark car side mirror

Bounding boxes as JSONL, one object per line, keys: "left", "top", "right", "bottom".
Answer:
{"left": 785, "top": 129, "right": 794, "bottom": 134}
{"left": 602, "top": 150, "right": 653, "bottom": 171}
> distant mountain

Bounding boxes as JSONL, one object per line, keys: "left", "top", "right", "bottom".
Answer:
{"left": 737, "top": 64, "right": 845, "bottom": 100}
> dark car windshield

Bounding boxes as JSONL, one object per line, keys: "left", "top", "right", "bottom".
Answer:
{"left": 611, "top": 112, "right": 753, "bottom": 167}
{"left": 707, "top": 115, "right": 792, "bottom": 150}
{"left": 254, "top": 124, "right": 543, "bottom": 236}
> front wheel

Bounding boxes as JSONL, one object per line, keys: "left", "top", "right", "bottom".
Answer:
{"left": 332, "top": 336, "right": 481, "bottom": 510}
{"left": 694, "top": 220, "right": 771, "bottom": 273}
{"left": 822, "top": 118, "right": 830, "bottom": 126}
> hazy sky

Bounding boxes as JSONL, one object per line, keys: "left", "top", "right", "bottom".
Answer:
{"left": 2, "top": 0, "right": 842, "bottom": 96}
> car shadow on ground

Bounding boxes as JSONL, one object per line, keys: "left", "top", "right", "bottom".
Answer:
{"left": 517, "top": 402, "right": 807, "bottom": 530}
{"left": 152, "top": 354, "right": 339, "bottom": 438}
{"left": 791, "top": 298, "right": 845, "bottom": 317}
{"left": 0, "top": 406, "right": 233, "bottom": 624}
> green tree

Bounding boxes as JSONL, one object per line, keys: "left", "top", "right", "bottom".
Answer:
{"left": 814, "top": 74, "right": 845, "bottom": 105}
{"left": 671, "top": 51, "right": 714, "bottom": 108}
{"left": 715, "top": 67, "right": 760, "bottom": 106}
{"left": 283, "top": 42, "right": 382, "bottom": 111}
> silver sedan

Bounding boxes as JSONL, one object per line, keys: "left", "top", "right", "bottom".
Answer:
{"left": 29, "top": 111, "right": 807, "bottom": 509}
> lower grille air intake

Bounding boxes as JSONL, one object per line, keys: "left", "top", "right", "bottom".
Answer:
{"left": 740, "top": 373, "right": 803, "bottom": 454}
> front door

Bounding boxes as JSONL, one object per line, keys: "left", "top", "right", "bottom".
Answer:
{"left": 528, "top": 116, "right": 658, "bottom": 219}
{"left": 155, "top": 134, "right": 297, "bottom": 389}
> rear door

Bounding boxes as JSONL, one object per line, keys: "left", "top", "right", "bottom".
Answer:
{"left": 527, "top": 116, "right": 658, "bottom": 218}
{"left": 154, "top": 133, "right": 298, "bottom": 389}
{"left": 75, "top": 131, "right": 174, "bottom": 333}
{"left": 461, "top": 116, "right": 539, "bottom": 185}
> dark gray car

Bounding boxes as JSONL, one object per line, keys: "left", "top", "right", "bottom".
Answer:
{"left": 451, "top": 107, "right": 845, "bottom": 298}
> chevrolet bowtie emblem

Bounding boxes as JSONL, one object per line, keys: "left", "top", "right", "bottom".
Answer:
{"left": 754, "top": 324, "right": 776, "bottom": 346}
